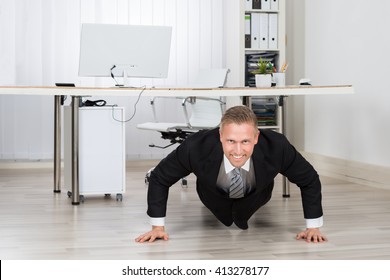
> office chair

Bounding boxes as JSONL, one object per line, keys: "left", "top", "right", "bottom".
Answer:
{"left": 137, "top": 68, "right": 229, "bottom": 186}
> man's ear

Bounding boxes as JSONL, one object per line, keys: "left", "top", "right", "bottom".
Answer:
{"left": 254, "top": 129, "right": 260, "bottom": 144}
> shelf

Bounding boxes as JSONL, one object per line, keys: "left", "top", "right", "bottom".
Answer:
{"left": 258, "top": 126, "right": 280, "bottom": 129}
{"left": 245, "top": 48, "right": 280, "bottom": 52}
{"left": 224, "top": 0, "right": 286, "bottom": 99}
{"left": 245, "top": 9, "right": 279, "bottom": 13}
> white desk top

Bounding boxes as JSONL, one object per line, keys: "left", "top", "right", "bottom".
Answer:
{"left": 0, "top": 85, "right": 354, "bottom": 97}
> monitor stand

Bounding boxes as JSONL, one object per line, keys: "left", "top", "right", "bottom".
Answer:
{"left": 115, "top": 70, "right": 138, "bottom": 88}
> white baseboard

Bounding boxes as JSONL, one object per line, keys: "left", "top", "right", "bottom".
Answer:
{"left": 2, "top": 154, "right": 389, "bottom": 192}
{"left": 0, "top": 159, "right": 161, "bottom": 170}
{"left": 0, "top": 160, "right": 54, "bottom": 169}
{"left": 301, "top": 151, "right": 390, "bottom": 191}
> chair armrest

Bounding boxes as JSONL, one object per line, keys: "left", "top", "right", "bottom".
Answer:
{"left": 149, "top": 96, "right": 185, "bottom": 122}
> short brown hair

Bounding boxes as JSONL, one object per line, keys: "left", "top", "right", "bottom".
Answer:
{"left": 220, "top": 106, "right": 258, "bottom": 131}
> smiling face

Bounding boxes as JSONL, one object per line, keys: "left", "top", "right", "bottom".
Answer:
{"left": 219, "top": 122, "right": 259, "bottom": 168}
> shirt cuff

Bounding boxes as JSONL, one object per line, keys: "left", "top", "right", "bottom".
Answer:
{"left": 305, "top": 216, "right": 323, "bottom": 228}
{"left": 150, "top": 217, "right": 165, "bottom": 226}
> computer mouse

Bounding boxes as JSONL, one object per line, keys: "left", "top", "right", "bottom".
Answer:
{"left": 299, "top": 78, "right": 312, "bottom": 85}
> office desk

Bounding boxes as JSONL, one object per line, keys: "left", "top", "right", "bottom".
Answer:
{"left": 0, "top": 85, "right": 354, "bottom": 204}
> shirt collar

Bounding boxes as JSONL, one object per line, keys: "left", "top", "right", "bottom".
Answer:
{"left": 223, "top": 155, "right": 250, "bottom": 173}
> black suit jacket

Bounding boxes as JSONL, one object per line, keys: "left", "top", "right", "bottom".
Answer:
{"left": 147, "top": 128, "right": 323, "bottom": 226}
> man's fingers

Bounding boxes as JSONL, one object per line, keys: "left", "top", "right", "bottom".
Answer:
{"left": 135, "top": 233, "right": 152, "bottom": 243}
{"left": 148, "top": 235, "right": 156, "bottom": 243}
{"left": 135, "top": 231, "right": 169, "bottom": 243}
{"left": 300, "top": 232, "right": 327, "bottom": 243}
{"left": 296, "top": 232, "right": 306, "bottom": 240}
{"left": 296, "top": 228, "right": 328, "bottom": 243}
{"left": 306, "top": 231, "right": 315, "bottom": 243}
{"left": 315, "top": 235, "right": 327, "bottom": 243}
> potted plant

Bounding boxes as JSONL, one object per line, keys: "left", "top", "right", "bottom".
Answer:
{"left": 252, "top": 57, "right": 274, "bottom": 87}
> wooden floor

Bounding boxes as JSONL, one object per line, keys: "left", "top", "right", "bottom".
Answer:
{"left": 1, "top": 160, "right": 390, "bottom": 260}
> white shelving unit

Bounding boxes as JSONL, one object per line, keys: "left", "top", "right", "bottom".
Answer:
{"left": 224, "top": 0, "right": 286, "bottom": 133}
{"left": 224, "top": 0, "right": 289, "bottom": 196}
{"left": 64, "top": 106, "right": 126, "bottom": 202}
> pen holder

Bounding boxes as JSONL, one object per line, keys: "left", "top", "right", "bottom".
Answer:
{"left": 273, "top": 73, "right": 286, "bottom": 87}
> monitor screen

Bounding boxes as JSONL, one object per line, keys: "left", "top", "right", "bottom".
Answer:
{"left": 78, "top": 23, "right": 172, "bottom": 79}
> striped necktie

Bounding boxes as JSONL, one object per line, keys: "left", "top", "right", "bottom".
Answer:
{"left": 229, "top": 168, "right": 244, "bottom": 198}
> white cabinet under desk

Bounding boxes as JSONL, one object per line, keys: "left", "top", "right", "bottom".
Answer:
{"left": 64, "top": 106, "right": 126, "bottom": 202}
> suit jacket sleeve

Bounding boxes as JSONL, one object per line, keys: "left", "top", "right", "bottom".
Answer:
{"left": 278, "top": 134, "right": 323, "bottom": 219}
{"left": 146, "top": 134, "right": 196, "bottom": 218}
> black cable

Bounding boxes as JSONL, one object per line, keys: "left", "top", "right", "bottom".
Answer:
{"left": 110, "top": 65, "right": 124, "bottom": 87}
{"left": 110, "top": 86, "right": 146, "bottom": 123}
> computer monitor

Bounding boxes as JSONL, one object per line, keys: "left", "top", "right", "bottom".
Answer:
{"left": 78, "top": 23, "right": 172, "bottom": 86}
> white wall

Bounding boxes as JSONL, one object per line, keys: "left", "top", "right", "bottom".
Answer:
{"left": 0, "top": 0, "right": 225, "bottom": 160}
{"left": 303, "top": 0, "right": 390, "bottom": 167}
{"left": 285, "top": 0, "right": 305, "bottom": 150}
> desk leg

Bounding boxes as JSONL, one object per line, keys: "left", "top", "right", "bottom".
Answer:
{"left": 71, "top": 96, "right": 80, "bottom": 205}
{"left": 53, "top": 96, "right": 61, "bottom": 193}
{"left": 279, "top": 96, "right": 290, "bottom": 198}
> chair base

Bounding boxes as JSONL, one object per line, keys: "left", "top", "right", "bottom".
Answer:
{"left": 144, "top": 167, "right": 188, "bottom": 187}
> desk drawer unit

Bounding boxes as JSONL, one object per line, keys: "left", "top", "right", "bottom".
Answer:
{"left": 64, "top": 106, "right": 126, "bottom": 202}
